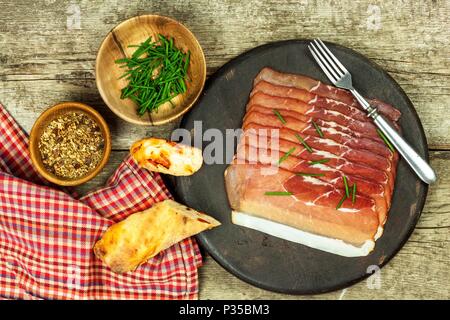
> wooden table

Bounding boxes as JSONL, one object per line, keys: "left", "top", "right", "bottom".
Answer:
{"left": 1, "top": 0, "right": 448, "bottom": 299}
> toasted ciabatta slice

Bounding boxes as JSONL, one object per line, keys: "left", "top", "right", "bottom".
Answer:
{"left": 94, "top": 199, "right": 220, "bottom": 273}
{"left": 131, "top": 137, "right": 203, "bottom": 176}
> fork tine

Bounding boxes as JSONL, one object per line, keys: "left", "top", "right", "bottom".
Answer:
{"left": 313, "top": 39, "right": 344, "bottom": 77}
{"left": 310, "top": 42, "right": 341, "bottom": 81}
{"left": 316, "top": 39, "right": 348, "bottom": 74}
{"left": 308, "top": 44, "right": 337, "bottom": 84}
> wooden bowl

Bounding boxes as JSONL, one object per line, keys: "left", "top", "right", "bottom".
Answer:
{"left": 29, "top": 102, "right": 111, "bottom": 186}
{"left": 95, "top": 15, "right": 207, "bottom": 125}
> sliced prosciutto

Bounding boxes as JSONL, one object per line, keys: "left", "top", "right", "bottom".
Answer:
{"left": 224, "top": 68, "right": 401, "bottom": 256}
{"left": 226, "top": 163, "right": 380, "bottom": 245}
{"left": 254, "top": 67, "right": 401, "bottom": 122}
{"left": 243, "top": 110, "right": 394, "bottom": 159}
{"left": 235, "top": 143, "right": 389, "bottom": 224}
{"left": 237, "top": 128, "right": 394, "bottom": 217}
{"left": 252, "top": 80, "right": 368, "bottom": 122}
{"left": 247, "top": 92, "right": 380, "bottom": 138}
{"left": 241, "top": 126, "right": 393, "bottom": 178}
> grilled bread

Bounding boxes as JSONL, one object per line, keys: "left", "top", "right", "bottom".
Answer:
{"left": 94, "top": 199, "right": 220, "bottom": 273}
{"left": 131, "top": 137, "right": 203, "bottom": 176}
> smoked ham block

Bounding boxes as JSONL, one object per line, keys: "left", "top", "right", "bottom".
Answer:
{"left": 224, "top": 68, "right": 400, "bottom": 256}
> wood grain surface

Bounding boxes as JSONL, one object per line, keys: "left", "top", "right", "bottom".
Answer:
{"left": 0, "top": 0, "right": 448, "bottom": 299}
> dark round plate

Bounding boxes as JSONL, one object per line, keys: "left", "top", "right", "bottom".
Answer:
{"left": 169, "top": 40, "right": 429, "bottom": 294}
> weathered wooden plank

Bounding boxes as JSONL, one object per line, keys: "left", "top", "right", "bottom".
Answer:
{"left": 1, "top": 76, "right": 448, "bottom": 150}
{"left": 76, "top": 150, "right": 450, "bottom": 299}
{"left": 198, "top": 224, "right": 450, "bottom": 299}
{"left": 0, "top": 80, "right": 180, "bottom": 149}
{"left": 0, "top": 0, "right": 449, "bottom": 80}
{"left": 0, "top": 0, "right": 449, "bottom": 148}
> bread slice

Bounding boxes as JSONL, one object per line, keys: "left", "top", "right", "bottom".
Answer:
{"left": 94, "top": 199, "right": 220, "bottom": 273}
{"left": 131, "top": 137, "right": 203, "bottom": 176}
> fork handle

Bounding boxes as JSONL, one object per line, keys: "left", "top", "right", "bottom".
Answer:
{"left": 350, "top": 89, "right": 437, "bottom": 184}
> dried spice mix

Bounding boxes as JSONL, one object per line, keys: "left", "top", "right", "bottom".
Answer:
{"left": 38, "top": 112, "right": 104, "bottom": 179}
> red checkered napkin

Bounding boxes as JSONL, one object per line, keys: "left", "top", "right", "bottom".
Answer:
{"left": 0, "top": 103, "right": 202, "bottom": 299}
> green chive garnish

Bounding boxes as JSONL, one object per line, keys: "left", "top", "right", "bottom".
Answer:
{"left": 296, "top": 172, "right": 325, "bottom": 177}
{"left": 273, "top": 109, "right": 286, "bottom": 124}
{"left": 278, "top": 147, "right": 296, "bottom": 164}
{"left": 336, "top": 194, "right": 347, "bottom": 210}
{"left": 376, "top": 129, "right": 395, "bottom": 153}
{"left": 115, "top": 34, "right": 190, "bottom": 115}
{"left": 309, "top": 158, "right": 330, "bottom": 165}
{"left": 264, "top": 191, "right": 293, "bottom": 196}
{"left": 343, "top": 176, "right": 350, "bottom": 198}
{"left": 352, "top": 183, "right": 357, "bottom": 204}
{"left": 294, "top": 133, "right": 313, "bottom": 153}
{"left": 312, "top": 120, "right": 324, "bottom": 138}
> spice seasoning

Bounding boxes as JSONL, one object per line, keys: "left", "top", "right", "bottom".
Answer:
{"left": 38, "top": 112, "right": 104, "bottom": 179}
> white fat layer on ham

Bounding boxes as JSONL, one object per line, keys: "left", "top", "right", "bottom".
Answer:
{"left": 312, "top": 149, "right": 339, "bottom": 160}
{"left": 321, "top": 119, "right": 350, "bottom": 133}
{"left": 308, "top": 163, "right": 329, "bottom": 171}
{"left": 337, "top": 208, "right": 361, "bottom": 213}
{"left": 305, "top": 106, "right": 359, "bottom": 129}
{"left": 325, "top": 98, "right": 347, "bottom": 106}
{"left": 310, "top": 190, "right": 333, "bottom": 204}
{"left": 315, "top": 137, "right": 342, "bottom": 147}
{"left": 232, "top": 211, "right": 375, "bottom": 257}
{"left": 295, "top": 149, "right": 346, "bottom": 172}
{"left": 308, "top": 96, "right": 318, "bottom": 104}
{"left": 318, "top": 126, "right": 352, "bottom": 140}
{"left": 310, "top": 81, "right": 321, "bottom": 92}
{"left": 326, "top": 109, "right": 354, "bottom": 121}
{"left": 300, "top": 175, "right": 328, "bottom": 185}
{"left": 374, "top": 226, "right": 384, "bottom": 240}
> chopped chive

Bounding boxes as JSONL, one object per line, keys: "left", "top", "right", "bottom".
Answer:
{"left": 115, "top": 34, "right": 190, "bottom": 115}
{"left": 336, "top": 194, "right": 347, "bottom": 210}
{"left": 352, "top": 183, "right": 357, "bottom": 204}
{"left": 278, "top": 147, "right": 296, "bottom": 165}
{"left": 343, "top": 176, "right": 350, "bottom": 198}
{"left": 309, "top": 158, "right": 330, "bottom": 165}
{"left": 264, "top": 191, "right": 293, "bottom": 196}
{"left": 296, "top": 172, "right": 325, "bottom": 177}
{"left": 376, "top": 129, "right": 395, "bottom": 153}
{"left": 294, "top": 133, "right": 313, "bottom": 153}
{"left": 273, "top": 109, "right": 286, "bottom": 124}
{"left": 312, "top": 120, "right": 324, "bottom": 138}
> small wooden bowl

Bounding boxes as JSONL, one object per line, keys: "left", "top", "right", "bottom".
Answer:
{"left": 95, "top": 15, "right": 207, "bottom": 125}
{"left": 29, "top": 102, "right": 111, "bottom": 186}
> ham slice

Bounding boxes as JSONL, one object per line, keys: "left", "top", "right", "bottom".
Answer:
{"left": 235, "top": 143, "right": 389, "bottom": 224}
{"left": 247, "top": 92, "right": 380, "bottom": 139}
{"left": 225, "top": 163, "right": 380, "bottom": 245}
{"left": 237, "top": 129, "right": 393, "bottom": 217}
{"left": 243, "top": 110, "right": 393, "bottom": 159}
{"left": 224, "top": 68, "right": 400, "bottom": 256}
{"left": 252, "top": 80, "right": 368, "bottom": 123}
{"left": 254, "top": 67, "right": 402, "bottom": 122}
{"left": 240, "top": 126, "right": 394, "bottom": 184}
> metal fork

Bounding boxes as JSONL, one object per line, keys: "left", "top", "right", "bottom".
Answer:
{"left": 308, "top": 39, "right": 436, "bottom": 184}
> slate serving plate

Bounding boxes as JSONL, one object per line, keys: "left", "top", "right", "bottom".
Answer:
{"left": 168, "top": 40, "right": 429, "bottom": 294}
